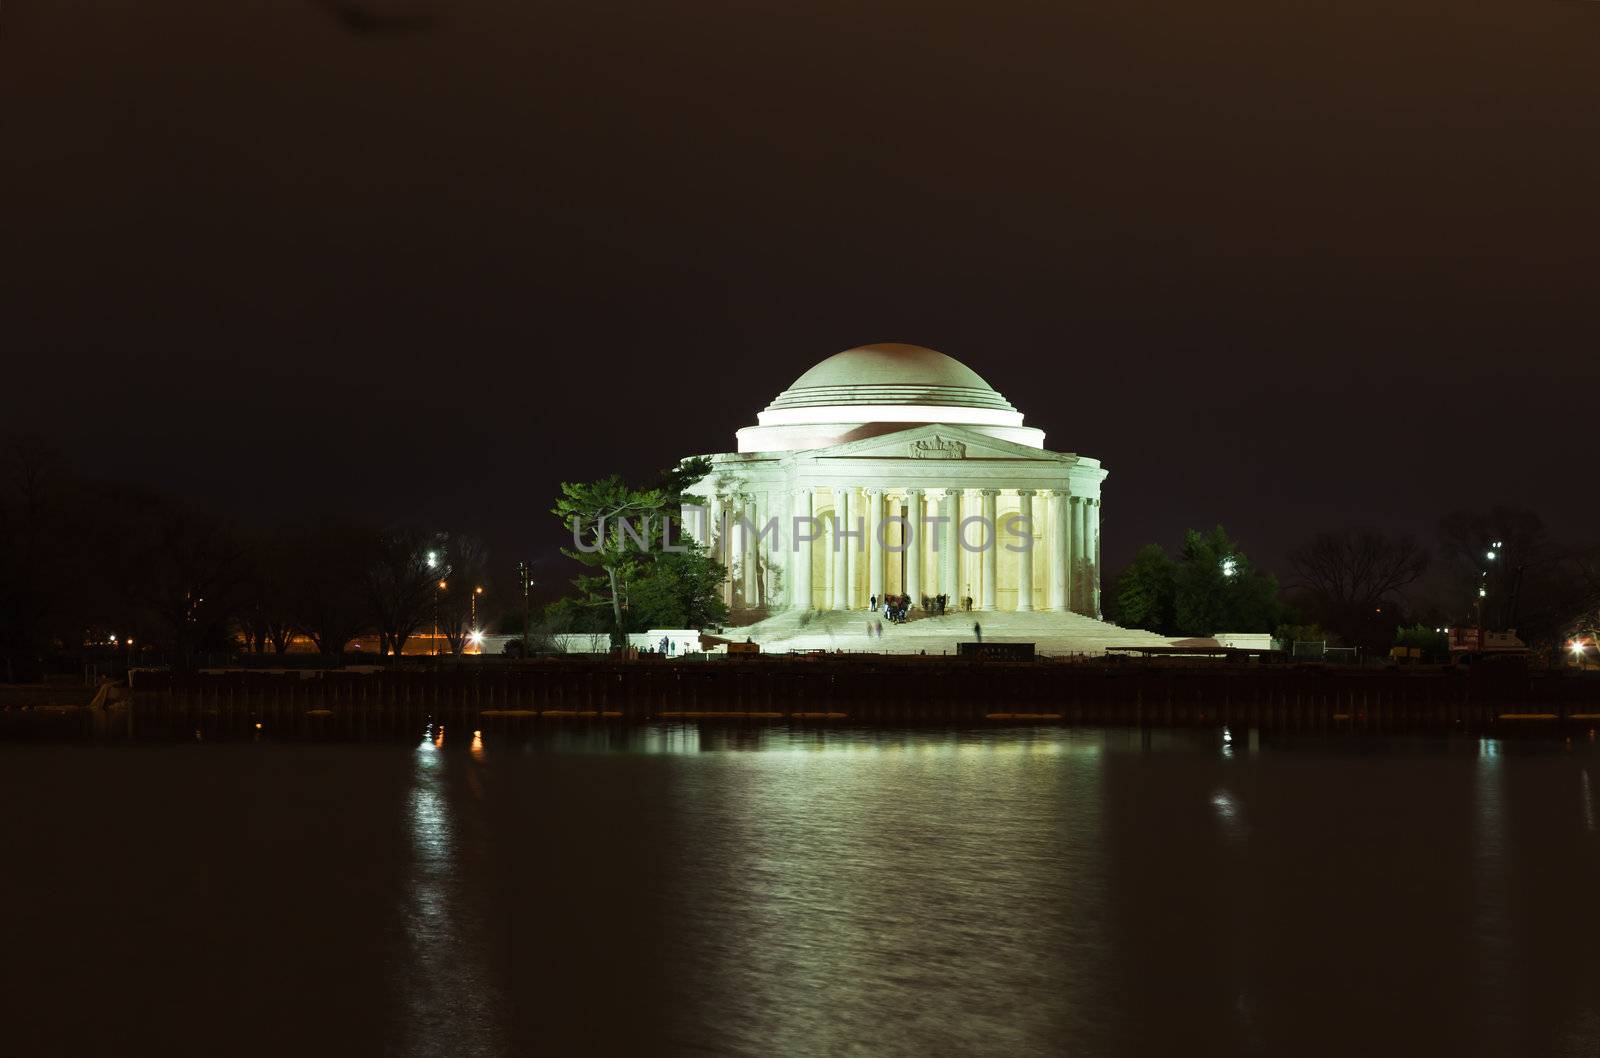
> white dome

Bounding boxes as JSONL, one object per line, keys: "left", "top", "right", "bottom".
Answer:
{"left": 768, "top": 343, "right": 1017, "bottom": 413}
{"left": 736, "top": 343, "right": 1044, "bottom": 453}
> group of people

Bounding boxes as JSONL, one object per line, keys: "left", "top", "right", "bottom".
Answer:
{"left": 859, "top": 593, "right": 978, "bottom": 620}
{"left": 869, "top": 593, "right": 914, "bottom": 624}
{"left": 912, "top": 594, "right": 975, "bottom": 616}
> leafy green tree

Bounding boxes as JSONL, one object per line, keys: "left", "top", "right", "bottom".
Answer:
{"left": 1111, "top": 544, "right": 1177, "bottom": 634}
{"left": 1173, "top": 526, "right": 1280, "bottom": 635}
{"left": 629, "top": 549, "right": 730, "bottom": 630}
{"left": 553, "top": 475, "right": 667, "bottom": 639}
{"left": 552, "top": 459, "right": 729, "bottom": 639}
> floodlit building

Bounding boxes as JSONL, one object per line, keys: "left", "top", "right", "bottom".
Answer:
{"left": 680, "top": 344, "right": 1175, "bottom": 655}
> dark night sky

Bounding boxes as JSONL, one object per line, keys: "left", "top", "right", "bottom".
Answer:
{"left": 3, "top": 0, "right": 1597, "bottom": 599}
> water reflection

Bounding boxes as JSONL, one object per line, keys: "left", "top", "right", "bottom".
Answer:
{"left": 1473, "top": 737, "right": 1513, "bottom": 1053}
{"left": 394, "top": 727, "right": 505, "bottom": 1057}
{"left": 9, "top": 729, "right": 1600, "bottom": 1056}
{"left": 653, "top": 726, "right": 1114, "bottom": 1054}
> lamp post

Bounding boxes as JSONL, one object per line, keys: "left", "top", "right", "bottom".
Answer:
{"left": 435, "top": 578, "right": 448, "bottom": 657}
{"left": 517, "top": 560, "right": 534, "bottom": 658}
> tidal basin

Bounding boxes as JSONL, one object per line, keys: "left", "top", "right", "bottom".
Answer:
{"left": 5, "top": 727, "right": 1599, "bottom": 1057}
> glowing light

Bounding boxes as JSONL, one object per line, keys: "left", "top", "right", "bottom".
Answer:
{"left": 1478, "top": 587, "right": 1488, "bottom": 598}
{"left": 468, "top": 630, "right": 485, "bottom": 648}
{"left": 1486, "top": 550, "right": 1497, "bottom": 561}
{"left": 254, "top": 722, "right": 262, "bottom": 730}
{"left": 426, "top": 551, "right": 438, "bottom": 568}
{"left": 1573, "top": 641, "right": 1588, "bottom": 657}
{"left": 1221, "top": 557, "right": 1238, "bottom": 578}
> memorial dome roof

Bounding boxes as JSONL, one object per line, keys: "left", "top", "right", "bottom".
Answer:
{"left": 735, "top": 342, "right": 1043, "bottom": 453}
{"left": 766, "top": 343, "right": 1017, "bottom": 414}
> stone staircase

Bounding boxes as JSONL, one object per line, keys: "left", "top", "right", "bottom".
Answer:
{"left": 722, "top": 608, "right": 1184, "bottom": 657}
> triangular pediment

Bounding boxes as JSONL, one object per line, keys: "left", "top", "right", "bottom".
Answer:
{"left": 800, "top": 424, "right": 1065, "bottom": 462}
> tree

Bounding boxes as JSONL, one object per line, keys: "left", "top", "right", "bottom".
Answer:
{"left": 1110, "top": 544, "right": 1177, "bottom": 634}
{"left": 0, "top": 437, "right": 81, "bottom": 678}
{"left": 1173, "top": 527, "right": 1280, "bottom": 635}
{"left": 1434, "top": 507, "right": 1598, "bottom": 648}
{"left": 1287, "top": 527, "right": 1428, "bottom": 648}
{"left": 235, "top": 531, "right": 298, "bottom": 655}
{"left": 107, "top": 493, "right": 250, "bottom": 667}
{"left": 363, "top": 526, "right": 441, "bottom": 660}
{"left": 1395, "top": 624, "right": 1449, "bottom": 662}
{"left": 628, "top": 548, "right": 730, "bottom": 630}
{"left": 553, "top": 475, "right": 668, "bottom": 639}
{"left": 290, "top": 524, "right": 377, "bottom": 658}
{"left": 550, "top": 460, "right": 730, "bottom": 640}
{"left": 433, "top": 532, "right": 490, "bottom": 655}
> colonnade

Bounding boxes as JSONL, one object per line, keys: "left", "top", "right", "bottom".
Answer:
{"left": 698, "top": 485, "right": 1101, "bottom": 618}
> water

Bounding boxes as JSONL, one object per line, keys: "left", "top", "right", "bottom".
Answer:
{"left": 3, "top": 727, "right": 1599, "bottom": 1056}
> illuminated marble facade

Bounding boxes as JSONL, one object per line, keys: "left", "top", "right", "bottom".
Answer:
{"left": 684, "top": 344, "right": 1105, "bottom": 617}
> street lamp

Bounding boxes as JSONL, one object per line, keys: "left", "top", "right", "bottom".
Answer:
{"left": 433, "top": 579, "right": 448, "bottom": 656}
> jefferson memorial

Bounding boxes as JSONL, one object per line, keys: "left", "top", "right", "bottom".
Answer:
{"left": 682, "top": 343, "right": 1173, "bottom": 653}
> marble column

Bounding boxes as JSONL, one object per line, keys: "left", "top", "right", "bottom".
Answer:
{"left": 941, "top": 489, "right": 959, "bottom": 608}
{"left": 843, "top": 487, "right": 859, "bottom": 609}
{"left": 709, "top": 494, "right": 730, "bottom": 608}
{"left": 1072, "top": 496, "right": 1089, "bottom": 615}
{"left": 733, "top": 493, "right": 750, "bottom": 609}
{"left": 770, "top": 489, "right": 787, "bottom": 608}
{"left": 1048, "top": 490, "right": 1069, "bottom": 612}
{"left": 740, "top": 492, "right": 757, "bottom": 608}
{"left": 1089, "top": 498, "right": 1102, "bottom": 619}
{"left": 866, "top": 488, "right": 885, "bottom": 605}
{"left": 979, "top": 489, "right": 998, "bottom": 611}
{"left": 791, "top": 487, "right": 813, "bottom": 611}
{"left": 831, "top": 488, "right": 850, "bottom": 611}
{"left": 761, "top": 489, "right": 780, "bottom": 605}
{"left": 904, "top": 488, "right": 922, "bottom": 611}
{"left": 1015, "top": 489, "right": 1035, "bottom": 612}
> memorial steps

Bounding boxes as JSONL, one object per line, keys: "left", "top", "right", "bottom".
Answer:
{"left": 726, "top": 608, "right": 1183, "bottom": 657}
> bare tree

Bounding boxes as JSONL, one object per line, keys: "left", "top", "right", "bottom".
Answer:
{"left": 109, "top": 494, "right": 250, "bottom": 667}
{"left": 235, "top": 532, "right": 298, "bottom": 655}
{"left": 290, "top": 524, "right": 377, "bottom": 659}
{"left": 1288, "top": 528, "right": 1429, "bottom": 646}
{"left": 434, "top": 532, "right": 490, "bottom": 655}
{"left": 363, "top": 526, "right": 442, "bottom": 661}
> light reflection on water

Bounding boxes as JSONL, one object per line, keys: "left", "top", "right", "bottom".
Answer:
{"left": 394, "top": 726, "right": 505, "bottom": 1057}
{"left": 4, "top": 728, "right": 1600, "bottom": 1056}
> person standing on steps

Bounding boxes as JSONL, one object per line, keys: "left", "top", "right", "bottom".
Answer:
{"left": 973, "top": 621, "right": 982, "bottom": 644}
